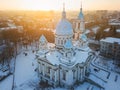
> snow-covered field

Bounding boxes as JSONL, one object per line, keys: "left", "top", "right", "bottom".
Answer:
{"left": 0, "top": 75, "right": 13, "bottom": 90}
{"left": 0, "top": 45, "right": 39, "bottom": 90}
{"left": 14, "top": 50, "right": 38, "bottom": 90}
{"left": 0, "top": 46, "right": 120, "bottom": 90}
{"left": 90, "top": 55, "right": 120, "bottom": 90}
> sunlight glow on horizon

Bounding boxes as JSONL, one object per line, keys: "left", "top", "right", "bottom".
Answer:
{"left": 0, "top": 0, "right": 120, "bottom": 11}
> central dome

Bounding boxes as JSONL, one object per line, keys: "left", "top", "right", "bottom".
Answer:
{"left": 56, "top": 19, "right": 73, "bottom": 35}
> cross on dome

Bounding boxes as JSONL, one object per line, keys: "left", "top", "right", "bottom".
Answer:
{"left": 62, "top": 3, "right": 66, "bottom": 19}
{"left": 80, "top": 1, "right": 82, "bottom": 12}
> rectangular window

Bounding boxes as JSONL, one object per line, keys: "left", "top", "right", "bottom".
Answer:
{"left": 73, "top": 70, "right": 76, "bottom": 79}
{"left": 47, "top": 67, "right": 50, "bottom": 74}
{"left": 63, "top": 71, "right": 66, "bottom": 81}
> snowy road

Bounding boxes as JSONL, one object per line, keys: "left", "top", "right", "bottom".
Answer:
{"left": 14, "top": 50, "right": 38, "bottom": 90}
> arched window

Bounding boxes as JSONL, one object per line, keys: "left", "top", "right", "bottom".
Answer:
{"left": 73, "top": 70, "right": 76, "bottom": 79}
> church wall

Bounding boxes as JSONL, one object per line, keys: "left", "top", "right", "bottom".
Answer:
{"left": 37, "top": 59, "right": 59, "bottom": 86}
{"left": 59, "top": 65, "right": 79, "bottom": 87}
{"left": 55, "top": 34, "right": 73, "bottom": 48}
{"left": 37, "top": 57, "right": 89, "bottom": 88}
{"left": 80, "top": 21, "right": 85, "bottom": 33}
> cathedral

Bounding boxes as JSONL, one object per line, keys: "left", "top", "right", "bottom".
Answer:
{"left": 36, "top": 3, "right": 91, "bottom": 88}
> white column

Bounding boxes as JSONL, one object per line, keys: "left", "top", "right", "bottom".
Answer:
{"left": 80, "top": 69, "right": 81, "bottom": 81}
{"left": 54, "top": 70, "right": 57, "bottom": 82}
{"left": 50, "top": 69, "right": 52, "bottom": 80}
{"left": 80, "top": 69, "right": 83, "bottom": 81}
{"left": 39, "top": 64, "right": 41, "bottom": 73}
{"left": 42, "top": 65, "right": 45, "bottom": 76}
{"left": 77, "top": 67, "right": 79, "bottom": 80}
{"left": 83, "top": 67, "right": 86, "bottom": 77}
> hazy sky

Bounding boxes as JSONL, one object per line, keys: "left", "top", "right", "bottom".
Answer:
{"left": 0, "top": 0, "right": 120, "bottom": 11}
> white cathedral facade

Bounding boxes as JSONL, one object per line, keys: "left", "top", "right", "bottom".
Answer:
{"left": 36, "top": 4, "right": 92, "bottom": 88}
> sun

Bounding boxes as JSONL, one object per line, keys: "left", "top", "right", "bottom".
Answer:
{"left": 21, "top": 0, "right": 59, "bottom": 10}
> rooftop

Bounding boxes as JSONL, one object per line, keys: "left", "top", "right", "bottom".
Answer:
{"left": 104, "top": 28, "right": 110, "bottom": 32}
{"left": 109, "top": 19, "right": 120, "bottom": 25}
{"left": 64, "top": 40, "right": 73, "bottom": 49}
{"left": 100, "top": 37, "right": 120, "bottom": 44}
{"left": 45, "top": 48, "right": 89, "bottom": 67}
{"left": 116, "top": 29, "right": 120, "bottom": 33}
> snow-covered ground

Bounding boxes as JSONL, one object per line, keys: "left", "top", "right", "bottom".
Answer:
{"left": 0, "top": 45, "right": 39, "bottom": 90}
{"left": 75, "top": 82, "right": 100, "bottom": 90}
{"left": 0, "top": 75, "right": 13, "bottom": 90}
{"left": 0, "top": 45, "right": 120, "bottom": 90}
{"left": 95, "top": 55, "right": 120, "bottom": 73}
{"left": 105, "top": 72, "right": 120, "bottom": 90}
{"left": 14, "top": 50, "right": 38, "bottom": 90}
{"left": 90, "top": 55, "right": 120, "bottom": 90}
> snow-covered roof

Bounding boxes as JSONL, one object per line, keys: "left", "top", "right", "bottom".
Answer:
{"left": 84, "top": 29, "right": 90, "bottom": 34}
{"left": 55, "top": 19, "right": 73, "bottom": 35}
{"left": 116, "top": 29, "right": 120, "bottom": 33}
{"left": 92, "top": 26, "right": 100, "bottom": 34}
{"left": 0, "top": 26, "right": 23, "bottom": 32}
{"left": 104, "top": 28, "right": 110, "bottom": 32}
{"left": 109, "top": 19, "right": 120, "bottom": 25}
{"left": 100, "top": 37, "right": 120, "bottom": 44}
{"left": 64, "top": 40, "right": 73, "bottom": 49}
{"left": 46, "top": 51, "right": 61, "bottom": 65}
{"left": 73, "top": 40, "right": 91, "bottom": 52}
{"left": 46, "top": 49, "right": 89, "bottom": 67}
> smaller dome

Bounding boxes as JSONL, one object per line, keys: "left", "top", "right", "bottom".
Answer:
{"left": 39, "top": 35, "right": 47, "bottom": 44}
{"left": 78, "top": 11, "right": 84, "bottom": 20}
{"left": 64, "top": 40, "right": 73, "bottom": 49}
{"left": 55, "top": 19, "right": 73, "bottom": 35}
{"left": 78, "top": 5, "right": 84, "bottom": 20}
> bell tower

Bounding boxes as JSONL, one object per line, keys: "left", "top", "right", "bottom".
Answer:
{"left": 74, "top": 2, "right": 85, "bottom": 40}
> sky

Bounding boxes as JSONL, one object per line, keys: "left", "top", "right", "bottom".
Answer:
{"left": 0, "top": 0, "right": 120, "bottom": 11}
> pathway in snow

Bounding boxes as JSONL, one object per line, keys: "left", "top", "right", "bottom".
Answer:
{"left": 90, "top": 55, "right": 120, "bottom": 90}
{"left": 0, "top": 75, "right": 13, "bottom": 90}
{"left": 14, "top": 50, "right": 38, "bottom": 90}
{"left": 105, "top": 72, "right": 120, "bottom": 90}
